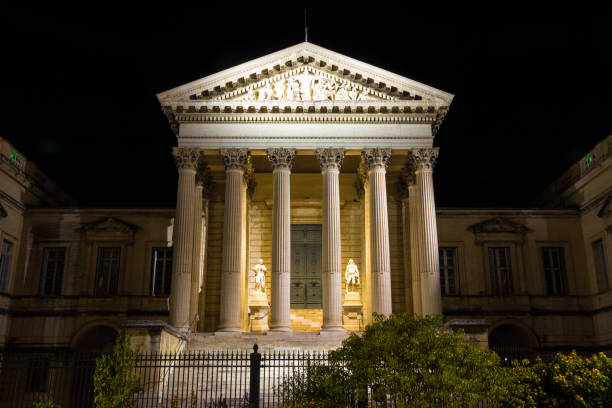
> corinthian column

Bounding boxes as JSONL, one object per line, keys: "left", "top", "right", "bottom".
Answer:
{"left": 218, "top": 148, "right": 249, "bottom": 332}
{"left": 362, "top": 148, "right": 393, "bottom": 316}
{"left": 411, "top": 148, "right": 442, "bottom": 316}
{"left": 267, "top": 148, "right": 296, "bottom": 332}
{"left": 170, "top": 147, "right": 200, "bottom": 330}
{"left": 316, "top": 148, "right": 345, "bottom": 331}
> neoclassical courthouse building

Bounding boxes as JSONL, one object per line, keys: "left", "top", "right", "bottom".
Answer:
{"left": 1, "top": 43, "right": 612, "bottom": 354}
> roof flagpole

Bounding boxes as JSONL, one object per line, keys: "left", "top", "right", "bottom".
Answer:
{"left": 304, "top": 8, "right": 308, "bottom": 42}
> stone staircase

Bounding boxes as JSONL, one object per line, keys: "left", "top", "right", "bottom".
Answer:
{"left": 290, "top": 309, "right": 322, "bottom": 332}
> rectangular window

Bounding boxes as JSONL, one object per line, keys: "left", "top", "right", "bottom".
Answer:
{"left": 593, "top": 239, "right": 609, "bottom": 293}
{"left": 0, "top": 240, "right": 13, "bottom": 292}
{"left": 489, "top": 247, "right": 513, "bottom": 295}
{"left": 542, "top": 247, "right": 567, "bottom": 295}
{"left": 439, "top": 247, "right": 459, "bottom": 295}
{"left": 151, "top": 247, "right": 173, "bottom": 296}
{"left": 95, "top": 247, "right": 121, "bottom": 296}
{"left": 25, "top": 358, "right": 49, "bottom": 393}
{"left": 41, "top": 247, "right": 66, "bottom": 296}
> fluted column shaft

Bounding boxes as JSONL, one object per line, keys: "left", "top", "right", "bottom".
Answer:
{"left": 170, "top": 147, "right": 200, "bottom": 330}
{"left": 317, "top": 148, "right": 345, "bottom": 331}
{"left": 267, "top": 148, "right": 296, "bottom": 332}
{"left": 218, "top": 148, "right": 249, "bottom": 331}
{"left": 190, "top": 181, "right": 204, "bottom": 328}
{"left": 362, "top": 148, "right": 393, "bottom": 316}
{"left": 408, "top": 183, "right": 422, "bottom": 316}
{"left": 412, "top": 148, "right": 442, "bottom": 316}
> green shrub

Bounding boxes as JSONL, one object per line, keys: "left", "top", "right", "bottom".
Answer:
{"left": 500, "top": 351, "right": 612, "bottom": 407}
{"left": 280, "top": 313, "right": 507, "bottom": 407}
{"left": 33, "top": 401, "right": 61, "bottom": 408}
{"left": 93, "top": 331, "right": 141, "bottom": 408}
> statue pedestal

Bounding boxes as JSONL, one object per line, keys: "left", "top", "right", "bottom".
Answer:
{"left": 249, "top": 291, "right": 269, "bottom": 333}
{"left": 343, "top": 292, "right": 363, "bottom": 332}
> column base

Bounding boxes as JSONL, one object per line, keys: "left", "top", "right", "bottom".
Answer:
{"left": 216, "top": 326, "right": 242, "bottom": 333}
{"left": 320, "top": 326, "right": 346, "bottom": 333}
{"left": 268, "top": 325, "right": 293, "bottom": 333}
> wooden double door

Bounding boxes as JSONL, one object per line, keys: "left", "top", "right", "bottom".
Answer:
{"left": 290, "top": 225, "right": 322, "bottom": 309}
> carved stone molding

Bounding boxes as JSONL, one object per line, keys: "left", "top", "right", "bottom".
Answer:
{"left": 315, "top": 148, "right": 345, "bottom": 171}
{"left": 220, "top": 148, "right": 249, "bottom": 171}
{"left": 411, "top": 148, "right": 439, "bottom": 172}
{"left": 468, "top": 217, "right": 531, "bottom": 234}
{"left": 362, "top": 148, "right": 391, "bottom": 171}
{"left": 267, "top": 148, "right": 296, "bottom": 170}
{"left": 172, "top": 147, "right": 200, "bottom": 171}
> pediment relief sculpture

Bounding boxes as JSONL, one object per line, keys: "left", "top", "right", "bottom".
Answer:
{"left": 468, "top": 217, "right": 530, "bottom": 234}
{"left": 79, "top": 217, "right": 139, "bottom": 233}
{"left": 228, "top": 69, "right": 382, "bottom": 102}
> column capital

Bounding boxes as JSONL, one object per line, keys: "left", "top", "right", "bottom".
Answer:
{"left": 411, "top": 148, "right": 439, "bottom": 171}
{"left": 220, "top": 148, "right": 249, "bottom": 171}
{"left": 267, "top": 148, "right": 296, "bottom": 170}
{"left": 362, "top": 148, "right": 391, "bottom": 171}
{"left": 315, "top": 148, "right": 345, "bottom": 171}
{"left": 172, "top": 147, "right": 200, "bottom": 171}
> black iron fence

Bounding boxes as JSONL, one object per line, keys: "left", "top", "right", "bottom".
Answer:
{"left": 0, "top": 346, "right": 329, "bottom": 408}
{"left": 0, "top": 345, "right": 556, "bottom": 407}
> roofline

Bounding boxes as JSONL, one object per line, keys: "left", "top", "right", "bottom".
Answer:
{"left": 156, "top": 42, "right": 454, "bottom": 103}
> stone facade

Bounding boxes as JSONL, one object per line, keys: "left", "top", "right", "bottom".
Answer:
{"left": 1, "top": 43, "right": 611, "bottom": 354}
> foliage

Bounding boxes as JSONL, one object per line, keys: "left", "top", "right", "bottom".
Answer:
{"left": 499, "top": 351, "right": 612, "bottom": 407}
{"left": 33, "top": 401, "right": 61, "bottom": 408}
{"left": 92, "top": 331, "right": 141, "bottom": 408}
{"left": 280, "top": 313, "right": 507, "bottom": 407}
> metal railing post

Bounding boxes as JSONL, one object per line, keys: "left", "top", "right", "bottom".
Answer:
{"left": 249, "top": 344, "right": 261, "bottom": 408}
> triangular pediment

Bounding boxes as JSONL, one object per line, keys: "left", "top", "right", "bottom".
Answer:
{"left": 468, "top": 217, "right": 530, "bottom": 234}
{"left": 79, "top": 217, "right": 139, "bottom": 233}
{"left": 598, "top": 194, "right": 612, "bottom": 218}
{"left": 157, "top": 42, "right": 453, "bottom": 105}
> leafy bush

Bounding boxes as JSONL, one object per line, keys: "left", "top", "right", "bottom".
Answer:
{"left": 280, "top": 313, "right": 507, "bottom": 407}
{"left": 500, "top": 351, "right": 612, "bottom": 407}
{"left": 93, "top": 331, "right": 141, "bottom": 408}
{"left": 33, "top": 401, "right": 61, "bottom": 408}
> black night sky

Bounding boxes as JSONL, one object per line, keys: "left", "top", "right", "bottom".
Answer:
{"left": 2, "top": 5, "right": 611, "bottom": 208}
